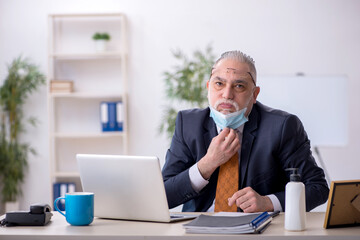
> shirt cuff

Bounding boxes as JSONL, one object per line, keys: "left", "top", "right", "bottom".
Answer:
{"left": 189, "top": 163, "right": 209, "bottom": 193}
{"left": 267, "top": 194, "right": 283, "bottom": 212}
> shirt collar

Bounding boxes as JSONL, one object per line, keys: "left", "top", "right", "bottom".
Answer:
{"left": 216, "top": 124, "right": 245, "bottom": 135}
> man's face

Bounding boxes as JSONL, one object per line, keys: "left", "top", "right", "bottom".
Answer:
{"left": 207, "top": 58, "right": 260, "bottom": 115}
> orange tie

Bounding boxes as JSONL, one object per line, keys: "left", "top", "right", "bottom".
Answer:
{"left": 214, "top": 152, "right": 239, "bottom": 212}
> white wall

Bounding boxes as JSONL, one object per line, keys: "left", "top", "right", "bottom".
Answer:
{"left": 0, "top": 0, "right": 359, "bottom": 210}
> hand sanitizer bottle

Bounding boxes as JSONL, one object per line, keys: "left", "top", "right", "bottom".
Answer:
{"left": 284, "top": 168, "right": 306, "bottom": 231}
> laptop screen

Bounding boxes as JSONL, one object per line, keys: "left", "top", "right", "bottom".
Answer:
{"left": 77, "top": 154, "right": 173, "bottom": 222}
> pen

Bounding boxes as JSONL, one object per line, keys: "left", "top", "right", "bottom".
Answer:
{"left": 269, "top": 210, "right": 280, "bottom": 218}
{"left": 251, "top": 212, "right": 270, "bottom": 227}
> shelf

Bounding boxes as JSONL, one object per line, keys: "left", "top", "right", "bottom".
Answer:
{"left": 54, "top": 132, "right": 126, "bottom": 139}
{"left": 53, "top": 172, "right": 80, "bottom": 178}
{"left": 50, "top": 13, "right": 125, "bottom": 18}
{"left": 50, "top": 52, "right": 124, "bottom": 60}
{"left": 49, "top": 92, "right": 123, "bottom": 99}
{"left": 48, "top": 12, "right": 128, "bottom": 200}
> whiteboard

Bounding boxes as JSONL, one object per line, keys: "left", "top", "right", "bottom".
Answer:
{"left": 256, "top": 75, "right": 348, "bottom": 147}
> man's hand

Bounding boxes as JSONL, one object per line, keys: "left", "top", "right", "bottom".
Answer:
{"left": 228, "top": 187, "right": 274, "bottom": 213}
{"left": 197, "top": 128, "right": 240, "bottom": 180}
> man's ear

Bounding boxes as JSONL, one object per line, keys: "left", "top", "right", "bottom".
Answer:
{"left": 253, "top": 86, "right": 260, "bottom": 103}
{"left": 206, "top": 80, "right": 209, "bottom": 89}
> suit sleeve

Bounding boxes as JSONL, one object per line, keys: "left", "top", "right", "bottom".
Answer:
{"left": 273, "top": 114, "right": 329, "bottom": 211}
{"left": 162, "top": 111, "right": 200, "bottom": 209}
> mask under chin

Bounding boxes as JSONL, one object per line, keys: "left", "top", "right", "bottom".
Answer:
{"left": 209, "top": 106, "right": 248, "bottom": 129}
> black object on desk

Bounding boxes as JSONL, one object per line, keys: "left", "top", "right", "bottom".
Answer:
{"left": 269, "top": 210, "right": 280, "bottom": 218}
{"left": 1, "top": 203, "right": 53, "bottom": 226}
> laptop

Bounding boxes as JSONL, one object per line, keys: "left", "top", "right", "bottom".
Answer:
{"left": 76, "top": 154, "right": 197, "bottom": 223}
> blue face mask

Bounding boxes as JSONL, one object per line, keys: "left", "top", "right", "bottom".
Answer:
{"left": 209, "top": 106, "right": 248, "bottom": 130}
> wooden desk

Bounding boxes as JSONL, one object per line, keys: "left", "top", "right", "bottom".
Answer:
{"left": 1, "top": 212, "right": 360, "bottom": 240}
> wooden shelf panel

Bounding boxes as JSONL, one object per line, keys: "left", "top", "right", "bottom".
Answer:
{"left": 49, "top": 92, "right": 123, "bottom": 99}
{"left": 49, "top": 13, "right": 125, "bottom": 18}
{"left": 50, "top": 52, "right": 124, "bottom": 60}
{"left": 53, "top": 132, "right": 126, "bottom": 139}
{"left": 53, "top": 172, "right": 80, "bottom": 178}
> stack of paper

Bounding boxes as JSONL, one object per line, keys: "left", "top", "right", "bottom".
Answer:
{"left": 183, "top": 212, "right": 272, "bottom": 234}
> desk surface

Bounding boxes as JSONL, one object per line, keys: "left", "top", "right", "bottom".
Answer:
{"left": 1, "top": 212, "right": 360, "bottom": 240}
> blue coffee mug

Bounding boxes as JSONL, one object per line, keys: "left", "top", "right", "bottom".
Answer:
{"left": 54, "top": 192, "right": 94, "bottom": 226}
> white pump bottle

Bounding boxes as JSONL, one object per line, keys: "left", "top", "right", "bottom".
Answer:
{"left": 284, "top": 168, "right": 306, "bottom": 231}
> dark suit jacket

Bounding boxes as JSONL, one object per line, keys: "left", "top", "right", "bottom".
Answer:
{"left": 162, "top": 102, "right": 329, "bottom": 212}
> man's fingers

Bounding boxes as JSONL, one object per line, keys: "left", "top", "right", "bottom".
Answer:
{"left": 218, "top": 127, "right": 230, "bottom": 138}
{"left": 229, "top": 137, "right": 240, "bottom": 152}
{"left": 228, "top": 187, "right": 259, "bottom": 210}
{"left": 223, "top": 129, "right": 240, "bottom": 152}
{"left": 229, "top": 187, "right": 274, "bottom": 212}
{"left": 228, "top": 188, "right": 247, "bottom": 206}
{"left": 221, "top": 128, "right": 237, "bottom": 141}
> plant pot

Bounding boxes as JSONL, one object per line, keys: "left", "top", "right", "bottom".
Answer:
{"left": 5, "top": 201, "right": 20, "bottom": 212}
{"left": 94, "top": 40, "right": 108, "bottom": 52}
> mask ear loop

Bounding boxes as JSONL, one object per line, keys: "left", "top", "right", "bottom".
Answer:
{"left": 247, "top": 72, "right": 256, "bottom": 86}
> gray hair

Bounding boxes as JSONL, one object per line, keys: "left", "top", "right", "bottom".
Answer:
{"left": 212, "top": 50, "right": 257, "bottom": 84}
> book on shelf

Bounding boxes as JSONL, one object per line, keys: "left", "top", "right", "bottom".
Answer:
{"left": 116, "top": 101, "right": 124, "bottom": 131}
{"left": 100, "top": 101, "right": 124, "bottom": 132}
{"left": 183, "top": 212, "right": 272, "bottom": 234}
{"left": 53, "top": 182, "right": 76, "bottom": 211}
{"left": 50, "top": 80, "right": 73, "bottom": 93}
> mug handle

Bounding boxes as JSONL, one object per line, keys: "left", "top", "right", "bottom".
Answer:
{"left": 54, "top": 197, "right": 66, "bottom": 217}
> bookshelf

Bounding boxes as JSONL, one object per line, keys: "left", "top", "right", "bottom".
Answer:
{"left": 47, "top": 13, "right": 128, "bottom": 199}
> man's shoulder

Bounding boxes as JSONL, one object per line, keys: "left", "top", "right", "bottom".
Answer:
{"left": 179, "top": 107, "right": 210, "bottom": 117}
{"left": 255, "top": 101, "right": 295, "bottom": 119}
{"left": 179, "top": 107, "right": 210, "bottom": 116}
{"left": 254, "top": 101, "right": 302, "bottom": 128}
{"left": 177, "top": 107, "right": 212, "bottom": 128}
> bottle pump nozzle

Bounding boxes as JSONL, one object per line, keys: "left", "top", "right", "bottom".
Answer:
{"left": 286, "top": 168, "right": 301, "bottom": 182}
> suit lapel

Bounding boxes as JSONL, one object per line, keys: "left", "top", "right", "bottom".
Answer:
{"left": 203, "top": 108, "right": 217, "bottom": 151}
{"left": 240, "top": 105, "right": 259, "bottom": 188}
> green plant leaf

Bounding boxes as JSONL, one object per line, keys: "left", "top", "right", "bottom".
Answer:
{"left": 92, "top": 32, "right": 111, "bottom": 40}
{"left": 0, "top": 56, "right": 45, "bottom": 202}
{"left": 159, "top": 45, "right": 215, "bottom": 140}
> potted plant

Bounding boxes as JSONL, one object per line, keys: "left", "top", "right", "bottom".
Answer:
{"left": 0, "top": 56, "right": 45, "bottom": 211}
{"left": 92, "top": 32, "right": 111, "bottom": 52}
{"left": 159, "top": 45, "right": 215, "bottom": 140}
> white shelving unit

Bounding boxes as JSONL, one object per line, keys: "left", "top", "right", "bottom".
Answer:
{"left": 47, "top": 13, "right": 128, "bottom": 197}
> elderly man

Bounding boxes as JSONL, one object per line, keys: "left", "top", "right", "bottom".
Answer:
{"left": 162, "top": 50, "right": 329, "bottom": 212}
